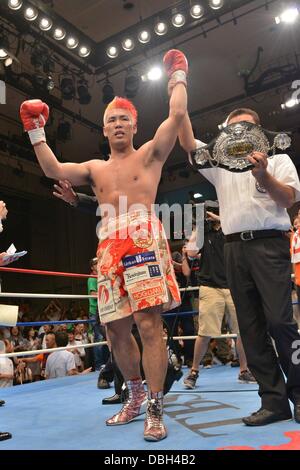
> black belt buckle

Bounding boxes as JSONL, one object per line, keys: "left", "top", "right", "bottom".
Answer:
{"left": 240, "top": 230, "right": 254, "bottom": 241}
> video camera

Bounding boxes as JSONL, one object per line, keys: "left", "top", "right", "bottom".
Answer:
{"left": 204, "top": 200, "right": 219, "bottom": 232}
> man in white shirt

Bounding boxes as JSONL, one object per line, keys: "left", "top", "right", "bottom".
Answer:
{"left": 45, "top": 332, "right": 77, "bottom": 379}
{"left": 178, "top": 107, "right": 300, "bottom": 426}
{"left": 0, "top": 340, "right": 13, "bottom": 441}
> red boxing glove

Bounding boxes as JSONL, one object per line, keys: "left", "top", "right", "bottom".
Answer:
{"left": 163, "top": 49, "right": 188, "bottom": 88}
{"left": 20, "top": 99, "right": 49, "bottom": 146}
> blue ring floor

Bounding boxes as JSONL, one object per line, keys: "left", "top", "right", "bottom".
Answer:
{"left": 1, "top": 366, "right": 299, "bottom": 450}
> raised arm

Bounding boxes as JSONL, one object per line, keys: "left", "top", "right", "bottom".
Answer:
{"left": 20, "top": 100, "right": 91, "bottom": 185}
{"left": 148, "top": 50, "right": 188, "bottom": 164}
{"left": 178, "top": 112, "right": 197, "bottom": 153}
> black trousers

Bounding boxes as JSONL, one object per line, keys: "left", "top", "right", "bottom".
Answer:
{"left": 224, "top": 236, "right": 300, "bottom": 412}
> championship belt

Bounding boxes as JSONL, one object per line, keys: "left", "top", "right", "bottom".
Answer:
{"left": 189, "top": 121, "right": 291, "bottom": 172}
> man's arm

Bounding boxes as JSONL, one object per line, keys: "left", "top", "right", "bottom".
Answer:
{"left": 147, "top": 50, "right": 188, "bottom": 164}
{"left": 20, "top": 100, "right": 93, "bottom": 185}
{"left": 178, "top": 112, "right": 197, "bottom": 153}
{"left": 249, "top": 152, "right": 295, "bottom": 208}
{"left": 53, "top": 181, "right": 98, "bottom": 214}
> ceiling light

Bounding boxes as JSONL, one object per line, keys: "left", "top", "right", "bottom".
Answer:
{"left": 39, "top": 17, "right": 53, "bottom": 31}
{"left": 138, "top": 30, "right": 151, "bottom": 43}
{"left": 8, "top": 0, "right": 23, "bottom": 10}
{"left": 4, "top": 57, "right": 13, "bottom": 67}
{"left": 122, "top": 38, "right": 134, "bottom": 51}
{"left": 0, "top": 48, "right": 8, "bottom": 59}
{"left": 53, "top": 28, "right": 66, "bottom": 40}
{"left": 60, "top": 77, "right": 75, "bottom": 100}
{"left": 77, "top": 81, "right": 91, "bottom": 105}
{"left": 154, "top": 22, "right": 168, "bottom": 35}
{"left": 24, "top": 6, "right": 38, "bottom": 21}
{"left": 106, "top": 45, "right": 119, "bottom": 58}
{"left": 147, "top": 66, "right": 162, "bottom": 81}
{"left": 66, "top": 36, "right": 79, "bottom": 49}
{"left": 102, "top": 80, "right": 115, "bottom": 104}
{"left": 275, "top": 7, "right": 299, "bottom": 24}
{"left": 79, "top": 46, "right": 91, "bottom": 58}
{"left": 209, "top": 0, "right": 224, "bottom": 10}
{"left": 172, "top": 13, "right": 186, "bottom": 27}
{"left": 190, "top": 4, "right": 204, "bottom": 19}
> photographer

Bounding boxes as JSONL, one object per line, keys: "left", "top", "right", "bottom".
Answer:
{"left": 183, "top": 202, "right": 254, "bottom": 389}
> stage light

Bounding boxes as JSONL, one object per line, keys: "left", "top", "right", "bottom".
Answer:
{"left": 138, "top": 30, "right": 151, "bottom": 43}
{"left": 122, "top": 38, "right": 134, "bottom": 51}
{"left": 146, "top": 66, "right": 162, "bottom": 81}
{"left": 66, "top": 36, "right": 79, "bottom": 49}
{"left": 209, "top": 0, "right": 224, "bottom": 10}
{"left": 8, "top": 0, "right": 23, "bottom": 10}
{"left": 60, "top": 77, "right": 75, "bottom": 100}
{"left": 102, "top": 80, "right": 115, "bottom": 104}
{"left": 77, "top": 81, "right": 91, "bottom": 105}
{"left": 275, "top": 7, "right": 299, "bottom": 24}
{"left": 78, "top": 46, "right": 91, "bottom": 58}
{"left": 172, "top": 13, "right": 185, "bottom": 27}
{"left": 154, "top": 22, "right": 168, "bottom": 35}
{"left": 24, "top": 6, "right": 38, "bottom": 21}
{"left": 39, "top": 17, "right": 53, "bottom": 31}
{"left": 53, "top": 27, "right": 66, "bottom": 40}
{"left": 190, "top": 4, "right": 204, "bottom": 19}
{"left": 124, "top": 69, "right": 140, "bottom": 98}
{"left": 106, "top": 45, "right": 119, "bottom": 58}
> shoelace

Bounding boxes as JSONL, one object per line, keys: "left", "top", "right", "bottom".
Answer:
{"left": 147, "top": 400, "right": 163, "bottom": 428}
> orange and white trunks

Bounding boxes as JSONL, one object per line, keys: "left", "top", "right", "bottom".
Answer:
{"left": 96, "top": 211, "right": 181, "bottom": 323}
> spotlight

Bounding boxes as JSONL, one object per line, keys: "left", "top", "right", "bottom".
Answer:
{"left": 57, "top": 121, "right": 72, "bottom": 141}
{"left": 143, "top": 66, "right": 162, "bottom": 81}
{"left": 106, "top": 45, "right": 119, "bottom": 58}
{"left": 77, "top": 80, "right": 91, "bottom": 105}
{"left": 24, "top": 6, "right": 38, "bottom": 21}
{"left": 102, "top": 80, "right": 115, "bottom": 104}
{"left": 172, "top": 13, "right": 185, "bottom": 27}
{"left": 281, "top": 98, "right": 300, "bottom": 109}
{"left": 154, "top": 22, "right": 168, "bottom": 35}
{"left": 209, "top": 0, "right": 224, "bottom": 10}
{"left": 4, "top": 57, "right": 13, "bottom": 67}
{"left": 138, "top": 30, "right": 151, "bottom": 43}
{"left": 39, "top": 17, "right": 53, "bottom": 31}
{"left": 30, "top": 46, "right": 49, "bottom": 69}
{"left": 0, "top": 38, "right": 9, "bottom": 60}
{"left": 122, "top": 38, "right": 134, "bottom": 51}
{"left": 46, "top": 76, "right": 55, "bottom": 91}
{"left": 53, "top": 27, "right": 66, "bottom": 40}
{"left": 275, "top": 7, "right": 299, "bottom": 24}
{"left": 66, "top": 36, "right": 79, "bottom": 49}
{"left": 190, "top": 4, "right": 204, "bottom": 19}
{"left": 60, "top": 77, "right": 75, "bottom": 100}
{"left": 78, "top": 46, "right": 91, "bottom": 58}
{"left": 8, "top": 0, "right": 23, "bottom": 10}
{"left": 0, "top": 49, "right": 8, "bottom": 60}
{"left": 124, "top": 69, "right": 140, "bottom": 98}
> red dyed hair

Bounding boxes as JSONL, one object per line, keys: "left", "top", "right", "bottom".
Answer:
{"left": 103, "top": 96, "right": 138, "bottom": 125}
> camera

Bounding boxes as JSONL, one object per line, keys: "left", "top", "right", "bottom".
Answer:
{"left": 204, "top": 200, "right": 219, "bottom": 232}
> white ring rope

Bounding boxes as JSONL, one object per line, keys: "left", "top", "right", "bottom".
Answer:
{"left": 1, "top": 334, "right": 238, "bottom": 359}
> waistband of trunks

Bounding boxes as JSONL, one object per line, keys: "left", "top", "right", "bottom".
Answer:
{"left": 98, "top": 210, "right": 160, "bottom": 241}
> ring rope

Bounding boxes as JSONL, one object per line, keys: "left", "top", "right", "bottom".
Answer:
{"left": 0, "top": 267, "right": 96, "bottom": 278}
{"left": 1, "top": 333, "right": 239, "bottom": 359}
